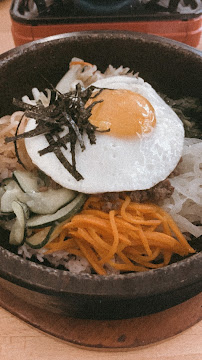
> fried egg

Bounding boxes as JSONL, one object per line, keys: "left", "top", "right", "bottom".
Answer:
{"left": 25, "top": 75, "right": 184, "bottom": 193}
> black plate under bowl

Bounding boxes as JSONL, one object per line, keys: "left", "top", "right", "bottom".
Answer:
{"left": 0, "top": 31, "right": 201, "bottom": 319}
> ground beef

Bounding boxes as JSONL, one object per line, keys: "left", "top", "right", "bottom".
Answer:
{"left": 168, "top": 158, "right": 182, "bottom": 178}
{"left": 99, "top": 179, "right": 174, "bottom": 212}
{"left": 131, "top": 179, "right": 174, "bottom": 203}
{"left": 100, "top": 192, "right": 122, "bottom": 212}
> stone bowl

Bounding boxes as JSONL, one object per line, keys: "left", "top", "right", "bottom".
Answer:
{"left": 0, "top": 31, "right": 201, "bottom": 319}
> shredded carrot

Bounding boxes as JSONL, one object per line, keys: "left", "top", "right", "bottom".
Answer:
{"left": 99, "top": 210, "right": 119, "bottom": 265}
{"left": 69, "top": 60, "right": 93, "bottom": 68}
{"left": 75, "top": 239, "right": 106, "bottom": 275}
{"left": 159, "top": 209, "right": 195, "bottom": 253}
{"left": 88, "top": 227, "right": 111, "bottom": 250}
{"left": 163, "top": 251, "right": 172, "bottom": 266}
{"left": 44, "top": 195, "right": 195, "bottom": 275}
{"left": 137, "top": 226, "right": 152, "bottom": 257}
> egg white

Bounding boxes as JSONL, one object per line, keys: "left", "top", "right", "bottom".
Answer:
{"left": 25, "top": 76, "right": 184, "bottom": 193}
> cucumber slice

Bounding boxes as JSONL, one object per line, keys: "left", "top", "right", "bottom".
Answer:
{"left": 0, "top": 177, "right": 13, "bottom": 188}
{"left": 3, "top": 179, "right": 20, "bottom": 191}
{"left": 9, "top": 201, "right": 27, "bottom": 245}
{"left": 0, "top": 210, "right": 16, "bottom": 220}
{"left": 0, "top": 187, "right": 6, "bottom": 216}
{"left": 13, "top": 169, "right": 76, "bottom": 214}
{"left": 0, "top": 181, "right": 26, "bottom": 213}
{"left": 2, "top": 170, "right": 76, "bottom": 215}
{"left": 13, "top": 170, "right": 45, "bottom": 192}
{"left": 19, "top": 201, "right": 30, "bottom": 220}
{"left": 0, "top": 187, "right": 5, "bottom": 198}
{"left": 25, "top": 226, "right": 52, "bottom": 249}
{"left": 26, "top": 193, "right": 87, "bottom": 229}
{"left": 25, "top": 220, "right": 67, "bottom": 249}
{"left": 25, "top": 187, "right": 76, "bottom": 215}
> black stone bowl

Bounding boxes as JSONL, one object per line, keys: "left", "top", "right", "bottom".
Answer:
{"left": 0, "top": 31, "right": 201, "bottom": 320}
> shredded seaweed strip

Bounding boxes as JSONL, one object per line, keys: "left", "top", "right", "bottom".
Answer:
{"left": 5, "top": 84, "right": 107, "bottom": 181}
{"left": 13, "top": 113, "right": 27, "bottom": 169}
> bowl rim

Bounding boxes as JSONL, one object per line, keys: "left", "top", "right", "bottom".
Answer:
{"left": 0, "top": 29, "right": 202, "bottom": 61}
{"left": 0, "top": 245, "right": 201, "bottom": 297}
{"left": 0, "top": 30, "right": 201, "bottom": 298}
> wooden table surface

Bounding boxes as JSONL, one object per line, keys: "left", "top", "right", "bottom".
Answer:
{"left": 0, "top": 0, "right": 202, "bottom": 359}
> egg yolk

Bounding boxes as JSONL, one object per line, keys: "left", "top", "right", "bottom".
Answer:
{"left": 86, "top": 89, "right": 156, "bottom": 137}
